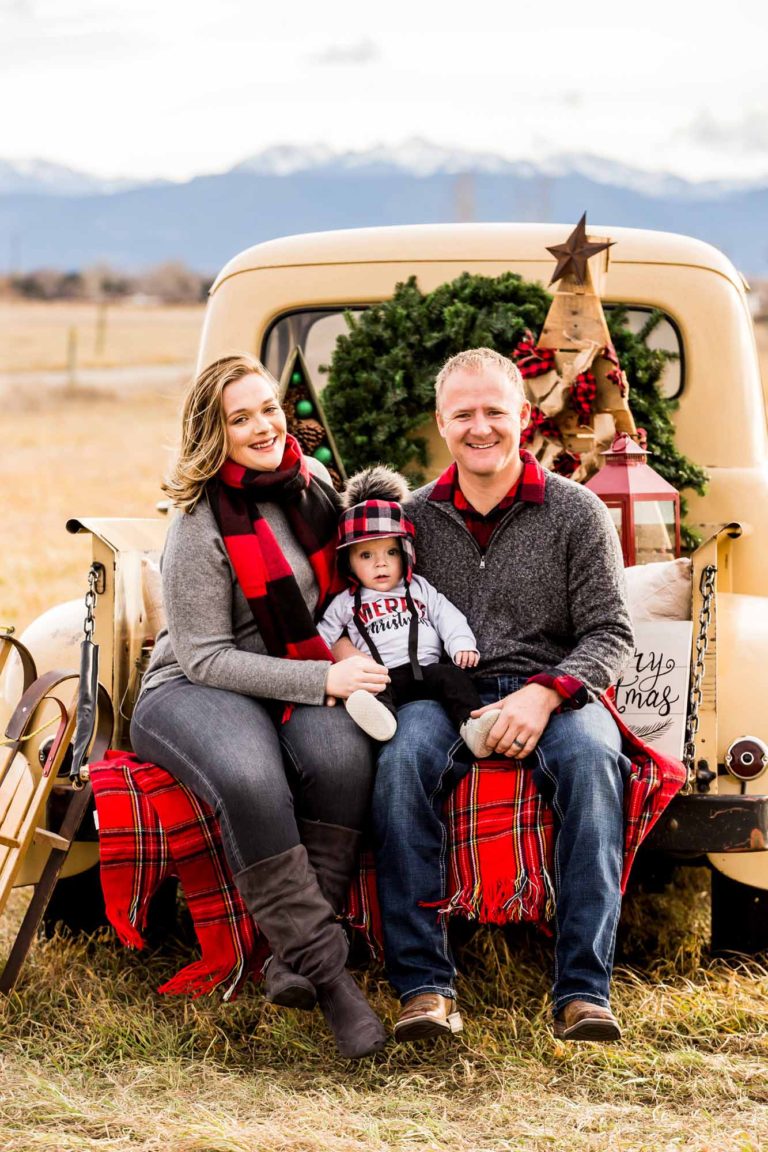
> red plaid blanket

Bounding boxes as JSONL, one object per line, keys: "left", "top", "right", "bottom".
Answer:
{"left": 90, "top": 699, "right": 685, "bottom": 995}
{"left": 89, "top": 751, "right": 268, "bottom": 999}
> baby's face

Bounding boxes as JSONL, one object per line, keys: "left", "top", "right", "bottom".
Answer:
{"left": 348, "top": 537, "right": 404, "bottom": 593}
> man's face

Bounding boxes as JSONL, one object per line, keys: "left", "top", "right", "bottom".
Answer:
{"left": 436, "top": 365, "right": 531, "bottom": 480}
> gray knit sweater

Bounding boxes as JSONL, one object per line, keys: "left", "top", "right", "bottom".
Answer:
{"left": 140, "top": 493, "right": 332, "bottom": 705}
{"left": 406, "top": 470, "right": 634, "bottom": 699}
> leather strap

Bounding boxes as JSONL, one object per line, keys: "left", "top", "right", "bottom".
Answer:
{"left": 0, "top": 633, "right": 37, "bottom": 695}
{"left": 3, "top": 669, "right": 113, "bottom": 781}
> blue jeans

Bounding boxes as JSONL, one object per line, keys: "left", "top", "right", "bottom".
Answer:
{"left": 131, "top": 677, "right": 375, "bottom": 876}
{"left": 371, "top": 676, "right": 630, "bottom": 1014}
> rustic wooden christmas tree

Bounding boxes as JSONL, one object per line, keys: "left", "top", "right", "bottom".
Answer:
{"left": 517, "top": 213, "right": 638, "bottom": 481}
{"left": 279, "top": 346, "right": 347, "bottom": 489}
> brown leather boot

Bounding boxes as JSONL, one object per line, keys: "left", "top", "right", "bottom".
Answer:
{"left": 553, "top": 999, "right": 621, "bottom": 1041}
{"left": 394, "top": 993, "right": 463, "bottom": 1042}
{"left": 234, "top": 844, "right": 386, "bottom": 1059}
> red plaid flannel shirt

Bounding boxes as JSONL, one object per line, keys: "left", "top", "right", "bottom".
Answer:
{"left": 430, "top": 452, "right": 587, "bottom": 710}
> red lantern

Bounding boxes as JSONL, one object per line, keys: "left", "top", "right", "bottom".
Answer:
{"left": 584, "top": 433, "right": 681, "bottom": 566}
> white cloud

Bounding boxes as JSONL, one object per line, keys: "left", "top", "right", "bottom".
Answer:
{"left": 309, "top": 37, "right": 380, "bottom": 67}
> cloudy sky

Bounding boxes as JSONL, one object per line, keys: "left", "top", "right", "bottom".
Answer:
{"left": 2, "top": 0, "right": 768, "bottom": 183}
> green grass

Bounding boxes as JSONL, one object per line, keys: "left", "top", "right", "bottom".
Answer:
{"left": 2, "top": 869, "right": 768, "bottom": 1151}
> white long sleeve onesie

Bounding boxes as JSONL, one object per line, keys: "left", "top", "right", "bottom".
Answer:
{"left": 317, "top": 575, "right": 477, "bottom": 668}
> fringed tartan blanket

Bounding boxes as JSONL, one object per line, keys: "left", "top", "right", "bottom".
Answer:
{"left": 89, "top": 751, "right": 268, "bottom": 1000}
{"left": 90, "top": 697, "right": 685, "bottom": 995}
{"left": 347, "top": 695, "right": 686, "bottom": 955}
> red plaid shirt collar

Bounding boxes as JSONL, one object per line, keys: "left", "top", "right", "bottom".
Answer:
{"left": 428, "top": 450, "right": 547, "bottom": 514}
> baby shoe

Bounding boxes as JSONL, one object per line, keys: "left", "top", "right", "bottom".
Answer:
{"left": 459, "top": 710, "right": 501, "bottom": 759}
{"left": 345, "top": 690, "right": 398, "bottom": 742}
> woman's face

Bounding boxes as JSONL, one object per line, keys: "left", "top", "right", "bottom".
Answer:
{"left": 222, "top": 373, "right": 287, "bottom": 472}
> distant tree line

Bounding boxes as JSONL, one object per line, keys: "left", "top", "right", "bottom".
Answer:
{"left": 2, "top": 261, "right": 213, "bottom": 304}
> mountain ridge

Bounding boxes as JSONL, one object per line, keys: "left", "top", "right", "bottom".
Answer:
{"left": 1, "top": 141, "right": 765, "bottom": 275}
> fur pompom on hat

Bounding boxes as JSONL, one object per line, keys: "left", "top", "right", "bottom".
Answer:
{"left": 337, "top": 465, "right": 416, "bottom": 583}
{"left": 342, "top": 464, "right": 411, "bottom": 509}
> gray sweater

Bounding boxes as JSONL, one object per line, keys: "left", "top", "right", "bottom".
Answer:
{"left": 140, "top": 493, "right": 332, "bottom": 705}
{"left": 407, "top": 470, "right": 634, "bottom": 699}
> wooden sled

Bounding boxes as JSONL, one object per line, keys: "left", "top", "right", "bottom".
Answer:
{"left": 0, "top": 646, "right": 113, "bottom": 992}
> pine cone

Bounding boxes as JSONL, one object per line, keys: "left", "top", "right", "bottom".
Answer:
{"left": 283, "top": 397, "right": 297, "bottom": 426}
{"left": 327, "top": 466, "right": 343, "bottom": 491}
{"left": 295, "top": 419, "right": 325, "bottom": 453}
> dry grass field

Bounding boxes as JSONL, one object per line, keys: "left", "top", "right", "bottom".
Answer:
{"left": 1, "top": 300, "right": 204, "bottom": 373}
{"left": 1, "top": 304, "right": 768, "bottom": 1151}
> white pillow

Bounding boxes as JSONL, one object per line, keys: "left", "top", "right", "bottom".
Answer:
{"left": 624, "top": 557, "right": 692, "bottom": 622}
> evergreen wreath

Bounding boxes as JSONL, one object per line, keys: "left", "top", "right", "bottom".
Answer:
{"left": 321, "top": 272, "right": 707, "bottom": 550}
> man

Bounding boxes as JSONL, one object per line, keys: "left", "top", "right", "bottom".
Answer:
{"left": 371, "top": 347, "right": 635, "bottom": 1043}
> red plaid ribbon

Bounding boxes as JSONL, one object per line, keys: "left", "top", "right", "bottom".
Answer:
{"left": 512, "top": 332, "right": 557, "bottom": 378}
{"left": 211, "top": 434, "right": 343, "bottom": 663}
{"left": 89, "top": 752, "right": 268, "bottom": 999}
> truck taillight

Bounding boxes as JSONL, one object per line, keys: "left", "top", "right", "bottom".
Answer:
{"left": 724, "top": 737, "right": 768, "bottom": 782}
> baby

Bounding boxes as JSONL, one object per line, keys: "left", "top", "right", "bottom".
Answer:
{"left": 317, "top": 466, "right": 500, "bottom": 759}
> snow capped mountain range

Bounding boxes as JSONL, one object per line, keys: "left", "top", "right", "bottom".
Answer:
{"left": 233, "top": 139, "right": 760, "bottom": 199}
{"left": 3, "top": 139, "right": 763, "bottom": 198}
{"left": 0, "top": 158, "right": 163, "bottom": 196}
{"left": 2, "top": 139, "right": 766, "bottom": 275}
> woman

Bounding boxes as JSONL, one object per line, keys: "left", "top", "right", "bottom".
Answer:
{"left": 131, "top": 354, "right": 389, "bottom": 1059}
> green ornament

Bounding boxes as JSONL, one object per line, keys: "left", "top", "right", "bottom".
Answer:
{"left": 291, "top": 370, "right": 303, "bottom": 385}
{"left": 295, "top": 398, "right": 314, "bottom": 418}
{"left": 313, "top": 445, "right": 333, "bottom": 465}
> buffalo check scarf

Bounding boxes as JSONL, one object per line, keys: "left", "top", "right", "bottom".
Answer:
{"left": 210, "top": 434, "right": 343, "bottom": 662}
{"left": 89, "top": 699, "right": 685, "bottom": 991}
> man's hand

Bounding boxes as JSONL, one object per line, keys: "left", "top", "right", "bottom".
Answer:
{"left": 453, "top": 649, "right": 479, "bottom": 669}
{"left": 470, "top": 683, "right": 561, "bottom": 758}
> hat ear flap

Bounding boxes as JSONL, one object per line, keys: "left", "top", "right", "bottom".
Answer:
{"left": 337, "top": 545, "right": 352, "bottom": 580}
{"left": 400, "top": 536, "right": 416, "bottom": 582}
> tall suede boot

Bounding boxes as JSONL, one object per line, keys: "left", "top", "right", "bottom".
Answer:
{"left": 235, "top": 844, "right": 386, "bottom": 1059}
{"left": 264, "top": 821, "right": 361, "bottom": 1011}
{"left": 299, "top": 819, "right": 361, "bottom": 915}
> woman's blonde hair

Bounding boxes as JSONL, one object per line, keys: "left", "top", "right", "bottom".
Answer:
{"left": 162, "top": 354, "right": 280, "bottom": 512}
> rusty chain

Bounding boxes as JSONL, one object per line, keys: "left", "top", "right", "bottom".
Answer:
{"left": 82, "top": 563, "right": 105, "bottom": 643}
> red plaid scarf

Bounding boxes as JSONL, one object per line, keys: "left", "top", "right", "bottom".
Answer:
{"left": 89, "top": 752, "right": 268, "bottom": 999}
{"left": 210, "top": 435, "right": 343, "bottom": 662}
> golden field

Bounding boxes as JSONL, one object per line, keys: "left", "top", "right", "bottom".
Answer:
{"left": 1, "top": 299, "right": 204, "bottom": 372}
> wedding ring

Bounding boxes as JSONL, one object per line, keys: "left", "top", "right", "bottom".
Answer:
{"left": 512, "top": 737, "right": 525, "bottom": 748}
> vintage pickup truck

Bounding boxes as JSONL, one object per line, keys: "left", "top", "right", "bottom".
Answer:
{"left": 2, "top": 222, "right": 767, "bottom": 965}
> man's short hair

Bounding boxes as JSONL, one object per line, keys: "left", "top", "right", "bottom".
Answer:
{"left": 435, "top": 347, "right": 526, "bottom": 411}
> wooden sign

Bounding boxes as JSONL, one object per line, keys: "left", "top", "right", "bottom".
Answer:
{"left": 613, "top": 620, "right": 693, "bottom": 759}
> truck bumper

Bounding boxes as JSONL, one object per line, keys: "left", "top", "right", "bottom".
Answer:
{"left": 644, "top": 793, "right": 768, "bottom": 854}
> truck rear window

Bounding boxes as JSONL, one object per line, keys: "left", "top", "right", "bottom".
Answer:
{"left": 263, "top": 306, "right": 683, "bottom": 400}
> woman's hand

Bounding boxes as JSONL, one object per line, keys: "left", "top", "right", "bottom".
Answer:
{"left": 453, "top": 649, "right": 479, "bottom": 669}
{"left": 325, "top": 655, "right": 390, "bottom": 700}
{"left": 470, "top": 683, "right": 561, "bottom": 758}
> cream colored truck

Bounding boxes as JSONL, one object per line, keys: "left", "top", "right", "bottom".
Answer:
{"left": 2, "top": 223, "right": 767, "bottom": 952}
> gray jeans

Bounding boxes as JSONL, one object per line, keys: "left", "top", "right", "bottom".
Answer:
{"left": 130, "top": 677, "right": 376, "bottom": 875}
